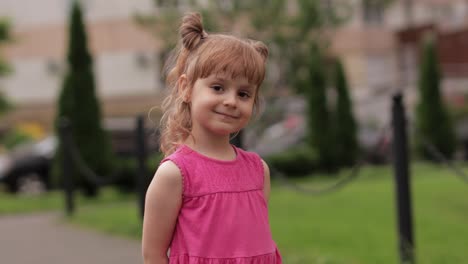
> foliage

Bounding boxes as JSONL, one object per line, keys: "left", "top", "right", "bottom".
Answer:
{"left": 2, "top": 163, "right": 467, "bottom": 263}
{"left": 266, "top": 145, "right": 319, "bottom": 177}
{"left": 0, "top": 18, "right": 10, "bottom": 41}
{"left": 133, "top": 7, "right": 180, "bottom": 83}
{"left": 1, "top": 128, "right": 34, "bottom": 150}
{"left": 0, "top": 18, "right": 11, "bottom": 77}
{"left": 0, "top": 18, "right": 12, "bottom": 115}
{"left": 415, "top": 35, "right": 456, "bottom": 160}
{"left": 332, "top": 59, "right": 358, "bottom": 166}
{"left": 306, "top": 44, "right": 337, "bottom": 171}
{"left": 54, "top": 1, "right": 114, "bottom": 196}
{"left": 136, "top": 1, "right": 357, "bottom": 172}
{"left": 23, "top": 163, "right": 466, "bottom": 264}
{"left": 113, "top": 152, "right": 164, "bottom": 193}
{"left": 363, "top": 0, "right": 396, "bottom": 7}
{"left": 0, "top": 91, "right": 11, "bottom": 114}
{"left": 136, "top": 0, "right": 350, "bottom": 92}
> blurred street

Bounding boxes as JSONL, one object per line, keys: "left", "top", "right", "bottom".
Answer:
{"left": 0, "top": 212, "right": 142, "bottom": 264}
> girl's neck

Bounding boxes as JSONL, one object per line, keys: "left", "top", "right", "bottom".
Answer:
{"left": 184, "top": 132, "right": 236, "bottom": 161}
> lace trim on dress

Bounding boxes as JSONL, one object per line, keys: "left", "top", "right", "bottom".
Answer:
{"left": 169, "top": 251, "right": 281, "bottom": 264}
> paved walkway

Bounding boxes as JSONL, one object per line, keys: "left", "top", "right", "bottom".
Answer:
{"left": 0, "top": 212, "right": 142, "bottom": 264}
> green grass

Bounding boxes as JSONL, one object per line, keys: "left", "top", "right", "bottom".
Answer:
{"left": 1, "top": 163, "right": 467, "bottom": 263}
{"left": 69, "top": 200, "right": 142, "bottom": 239}
{"left": 0, "top": 190, "right": 63, "bottom": 214}
{"left": 269, "top": 163, "right": 468, "bottom": 263}
{"left": 0, "top": 187, "right": 133, "bottom": 215}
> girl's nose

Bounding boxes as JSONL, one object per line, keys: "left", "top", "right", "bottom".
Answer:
{"left": 223, "top": 93, "right": 237, "bottom": 107}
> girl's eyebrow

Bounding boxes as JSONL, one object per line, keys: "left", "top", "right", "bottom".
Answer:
{"left": 209, "top": 75, "right": 255, "bottom": 90}
{"left": 212, "top": 77, "right": 226, "bottom": 83}
{"left": 240, "top": 85, "right": 255, "bottom": 91}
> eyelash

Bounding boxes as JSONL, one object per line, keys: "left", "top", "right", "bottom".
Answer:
{"left": 238, "top": 91, "right": 251, "bottom": 98}
{"left": 211, "top": 85, "right": 223, "bottom": 92}
{"left": 210, "top": 85, "right": 251, "bottom": 99}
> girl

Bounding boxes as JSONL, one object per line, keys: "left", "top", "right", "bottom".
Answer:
{"left": 142, "top": 12, "right": 282, "bottom": 264}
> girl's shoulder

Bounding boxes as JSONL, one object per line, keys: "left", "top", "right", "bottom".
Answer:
{"left": 233, "top": 145, "right": 262, "bottom": 159}
{"left": 235, "top": 146, "right": 264, "bottom": 165}
{"left": 153, "top": 160, "right": 183, "bottom": 185}
{"left": 160, "top": 145, "right": 189, "bottom": 176}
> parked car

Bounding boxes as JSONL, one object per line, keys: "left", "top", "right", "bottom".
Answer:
{"left": 0, "top": 136, "right": 56, "bottom": 194}
{"left": 0, "top": 117, "right": 160, "bottom": 194}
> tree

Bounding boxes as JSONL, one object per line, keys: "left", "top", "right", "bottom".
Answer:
{"left": 136, "top": 1, "right": 349, "bottom": 130}
{"left": 415, "top": 35, "right": 456, "bottom": 160}
{"left": 332, "top": 59, "right": 358, "bottom": 166}
{"left": 136, "top": 0, "right": 350, "bottom": 92}
{"left": 306, "top": 44, "right": 336, "bottom": 171}
{"left": 0, "top": 18, "right": 12, "bottom": 115}
{"left": 54, "top": 1, "right": 114, "bottom": 196}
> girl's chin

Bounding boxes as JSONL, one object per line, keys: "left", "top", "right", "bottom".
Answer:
{"left": 212, "top": 131, "right": 235, "bottom": 137}
{"left": 208, "top": 129, "right": 238, "bottom": 137}
{"left": 195, "top": 124, "right": 243, "bottom": 138}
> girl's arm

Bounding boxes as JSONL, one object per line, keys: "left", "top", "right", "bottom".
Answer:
{"left": 142, "top": 161, "right": 183, "bottom": 264}
{"left": 261, "top": 159, "right": 271, "bottom": 203}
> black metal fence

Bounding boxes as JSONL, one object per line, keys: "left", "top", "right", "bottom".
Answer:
{"left": 57, "top": 93, "right": 467, "bottom": 264}
{"left": 58, "top": 114, "right": 152, "bottom": 219}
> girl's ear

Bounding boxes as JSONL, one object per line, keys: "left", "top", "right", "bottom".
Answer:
{"left": 178, "top": 74, "right": 191, "bottom": 102}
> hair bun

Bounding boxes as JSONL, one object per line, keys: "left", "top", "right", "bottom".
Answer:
{"left": 250, "top": 41, "right": 269, "bottom": 61}
{"left": 180, "top": 12, "right": 206, "bottom": 51}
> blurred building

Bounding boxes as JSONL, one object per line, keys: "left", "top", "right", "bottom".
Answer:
{"left": 330, "top": 0, "right": 468, "bottom": 126}
{"left": 2, "top": 0, "right": 468, "bottom": 134}
{"left": 0, "top": 0, "right": 161, "bottom": 133}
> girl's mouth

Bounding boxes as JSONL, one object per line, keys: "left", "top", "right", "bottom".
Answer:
{"left": 214, "top": 111, "right": 239, "bottom": 119}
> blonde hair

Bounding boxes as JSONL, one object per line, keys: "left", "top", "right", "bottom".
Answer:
{"left": 159, "top": 12, "right": 269, "bottom": 156}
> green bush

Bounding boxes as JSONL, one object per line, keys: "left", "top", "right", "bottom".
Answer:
{"left": 1, "top": 129, "right": 34, "bottom": 149}
{"left": 266, "top": 146, "right": 319, "bottom": 177}
{"left": 113, "top": 152, "right": 164, "bottom": 193}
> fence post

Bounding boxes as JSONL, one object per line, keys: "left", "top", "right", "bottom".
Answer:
{"left": 392, "top": 93, "right": 415, "bottom": 264}
{"left": 136, "top": 114, "right": 148, "bottom": 219}
{"left": 58, "top": 118, "right": 75, "bottom": 217}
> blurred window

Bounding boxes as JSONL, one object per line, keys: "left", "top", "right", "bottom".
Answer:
{"left": 156, "top": 0, "right": 179, "bottom": 7}
{"left": 362, "top": 0, "right": 384, "bottom": 25}
{"left": 367, "top": 54, "right": 395, "bottom": 91}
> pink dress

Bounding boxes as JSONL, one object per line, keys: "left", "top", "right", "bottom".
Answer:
{"left": 161, "top": 145, "right": 282, "bottom": 264}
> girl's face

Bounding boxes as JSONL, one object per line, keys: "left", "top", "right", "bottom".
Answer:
{"left": 184, "top": 73, "right": 257, "bottom": 138}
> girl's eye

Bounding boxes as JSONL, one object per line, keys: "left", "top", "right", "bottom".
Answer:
{"left": 211, "top": 85, "right": 223, "bottom": 92}
{"left": 238, "top": 91, "right": 251, "bottom": 98}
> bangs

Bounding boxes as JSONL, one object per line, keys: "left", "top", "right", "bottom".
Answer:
{"left": 187, "top": 36, "right": 266, "bottom": 86}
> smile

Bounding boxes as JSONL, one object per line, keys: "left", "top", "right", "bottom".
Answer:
{"left": 214, "top": 111, "right": 239, "bottom": 119}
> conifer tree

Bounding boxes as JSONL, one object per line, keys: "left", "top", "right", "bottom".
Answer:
{"left": 415, "top": 35, "right": 456, "bottom": 160}
{"left": 55, "top": 1, "right": 113, "bottom": 196}
{"left": 333, "top": 59, "right": 358, "bottom": 166}
{"left": 0, "top": 18, "right": 12, "bottom": 115}
{"left": 306, "top": 44, "right": 336, "bottom": 171}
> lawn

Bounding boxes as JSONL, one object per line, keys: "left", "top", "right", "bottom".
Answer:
{"left": 269, "top": 164, "right": 468, "bottom": 263}
{"left": 1, "top": 163, "right": 466, "bottom": 263}
{"left": 0, "top": 187, "right": 133, "bottom": 215}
